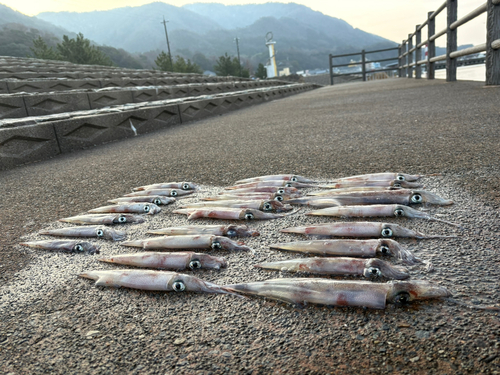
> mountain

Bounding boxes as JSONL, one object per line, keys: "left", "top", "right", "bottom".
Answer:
{"left": 0, "top": 3, "right": 73, "bottom": 37}
{"left": 37, "top": 2, "right": 223, "bottom": 53}
{"left": 35, "top": 2, "right": 397, "bottom": 70}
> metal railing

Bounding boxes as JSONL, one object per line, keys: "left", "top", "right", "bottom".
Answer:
{"left": 328, "top": 47, "right": 399, "bottom": 85}
{"left": 401, "top": 0, "right": 499, "bottom": 85}
{"left": 328, "top": 0, "right": 500, "bottom": 85}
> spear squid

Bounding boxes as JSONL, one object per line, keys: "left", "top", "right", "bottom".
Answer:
{"left": 121, "top": 234, "right": 253, "bottom": 252}
{"left": 223, "top": 279, "right": 450, "bottom": 309}
{"left": 88, "top": 203, "right": 161, "bottom": 215}
{"left": 39, "top": 226, "right": 126, "bottom": 241}
{"left": 20, "top": 240, "right": 99, "bottom": 255}
{"left": 80, "top": 270, "right": 241, "bottom": 297}
{"left": 281, "top": 222, "right": 456, "bottom": 239}
{"left": 99, "top": 252, "right": 227, "bottom": 270}
{"left": 59, "top": 214, "right": 145, "bottom": 225}
{"left": 254, "top": 257, "right": 410, "bottom": 279}
{"left": 132, "top": 182, "right": 198, "bottom": 191}
{"left": 291, "top": 189, "right": 452, "bottom": 206}
{"left": 306, "top": 204, "right": 462, "bottom": 228}
{"left": 179, "top": 199, "right": 292, "bottom": 212}
{"left": 147, "top": 224, "right": 259, "bottom": 237}
{"left": 269, "top": 239, "right": 423, "bottom": 265}
{"left": 235, "top": 174, "right": 317, "bottom": 184}
{"left": 125, "top": 189, "right": 194, "bottom": 198}
{"left": 173, "top": 207, "right": 299, "bottom": 221}
{"left": 107, "top": 196, "right": 175, "bottom": 205}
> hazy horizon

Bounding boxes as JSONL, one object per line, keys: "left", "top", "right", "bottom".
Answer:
{"left": 0, "top": 0, "right": 487, "bottom": 46}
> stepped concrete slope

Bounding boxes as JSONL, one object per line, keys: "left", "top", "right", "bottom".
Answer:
{"left": 0, "top": 78, "right": 499, "bottom": 374}
{"left": 0, "top": 57, "right": 319, "bottom": 170}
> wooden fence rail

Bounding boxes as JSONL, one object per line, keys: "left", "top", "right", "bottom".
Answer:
{"left": 329, "top": 0, "right": 500, "bottom": 85}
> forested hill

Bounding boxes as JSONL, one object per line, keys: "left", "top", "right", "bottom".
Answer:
{"left": 36, "top": 2, "right": 397, "bottom": 70}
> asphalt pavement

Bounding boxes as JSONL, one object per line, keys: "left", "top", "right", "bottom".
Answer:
{"left": 1, "top": 78, "right": 499, "bottom": 374}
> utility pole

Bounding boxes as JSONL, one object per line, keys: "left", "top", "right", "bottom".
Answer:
{"left": 234, "top": 37, "right": 241, "bottom": 77}
{"left": 161, "top": 16, "right": 173, "bottom": 71}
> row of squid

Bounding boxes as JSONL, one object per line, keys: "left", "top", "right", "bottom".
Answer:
{"left": 20, "top": 172, "right": 455, "bottom": 309}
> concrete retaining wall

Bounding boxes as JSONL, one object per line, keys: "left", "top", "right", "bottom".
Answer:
{"left": 0, "top": 84, "right": 317, "bottom": 170}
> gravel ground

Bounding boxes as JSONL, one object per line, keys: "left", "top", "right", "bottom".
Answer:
{"left": 0, "top": 79, "right": 499, "bottom": 374}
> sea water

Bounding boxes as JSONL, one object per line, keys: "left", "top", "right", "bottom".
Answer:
{"left": 434, "top": 64, "right": 485, "bottom": 82}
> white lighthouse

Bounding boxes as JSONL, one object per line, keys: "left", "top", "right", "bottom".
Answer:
{"left": 265, "top": 32, "right": 278, "bottom": 78}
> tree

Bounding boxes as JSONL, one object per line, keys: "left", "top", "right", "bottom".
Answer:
{"left": 213, "top": 53, "right": 249, "bottom": 77}
{"left": 213, "top": 53, "right": 235, "bottom": 76}
{"left": 30, "top": 36, "right": 60, "bottom": 60}
{"left": 155, "top": 53, "right": 202, "bottom": 73}
{"left": 155, "top": 51, "right": 172, "bottom": 71}
{"left": 56, "top": 33, "right": 113, "bottom": 66}
{"left": 255, "top": 63, "right": 267, "bottom": 79}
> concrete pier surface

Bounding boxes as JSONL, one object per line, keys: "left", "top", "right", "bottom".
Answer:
{"left": 1, "top": 79, "right": 499, "bottom": 374}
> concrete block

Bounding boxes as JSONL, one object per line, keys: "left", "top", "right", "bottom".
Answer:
{"left": 178, "top": 97, "right": 226, "bottom": 123}
{"left": 88, "top": 91, "right": 134, "bottom": 109}
{"left": 0, "top": 82, "right": 9, "bottom": 94}
{"left": 24, "top": 93, "right": 91, "bottom": 117}
{"left": 7, "top": 80, "right": 50, "bottom": 93}
{"left": 170, "top": 85, "right": 190, "bottom": 98}
{"left": 156, "top": 87, "right": 173, "bottom": 101}
{"left": 0, "top": 122, "right": 60, "bottom": 170}
{"left": 189, "top": 85, "right": 218, "bottom": 97}
{"left": 0, "top": 96, "right": 28, "bottom": 119}
{"left": 132, "top": 89, "right": 158, "bottom": 103}
{"left": 54, "top": 104, "right": 181, "bottom": 153}
{"left": 101, "top": 78, "right": 156, "bottom": 89}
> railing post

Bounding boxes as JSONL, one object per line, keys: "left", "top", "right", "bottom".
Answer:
{"left": 329, "top": 54, "right": 334, "bottom": 85}
{"left": 486, "top": 0, "right": 500, "bottom": 85}
{"left": 398, "top": 45, "right": 402, "bottom": 77}
{"left": 446, "top": 0, "right": 458, "bottom": 81}
{"left": 408, "top": 34, "right": 413, "bottom": 78}
{"left": 415, "top": 25, "right": 422, "bottom": 79}
{"left": 427, "top": 11, "right": 436, "bottom": 79}
{"left": 361, "top": 50, "right": 366, "bottom": 81}
{"left": 402, "top": 40, "right": 407, "bottom": 77}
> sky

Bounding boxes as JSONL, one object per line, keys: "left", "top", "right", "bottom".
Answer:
{"left": 1, "top": 0, "right": 487, "bottom": 46}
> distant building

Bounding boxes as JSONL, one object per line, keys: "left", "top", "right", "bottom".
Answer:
{"left": 279, "top": 67, "right": 290, "bottom": 76}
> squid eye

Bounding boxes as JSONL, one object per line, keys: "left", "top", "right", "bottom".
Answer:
{"left": 172, "top": 281, "right": 186, "bottom": 292}
{"left": 393, "top": 291, "right": 411, "bottom": 305}
{"left": 118, "top": 216, "right": 127, "bottom": 223}
{"left": 368, "top": 267, "right": 382, "bottom": 277}
{"left": 277, "top": 188, "right": 285, "bottom": 194}
{"left": 380, "top": 245, "right": 390, "bottom": 255}
{"left": 96, "top": 229, "right": 104, "bottom": 237}
{"left": 245, "top": 213, "right": 254, "bottom": 220}
{"left": 411, "top": 193, "right": 423, "bottom": 203}
{"left": 275, "top": 195, "right": 284, "bottom": 202}
{"left": 381, "top": 228, "right": 393, "bottom": 237}
{"left": 393, "top": 182, "right": 401, "bottom": 188}
{"left": 396, "top": 175, "right": 405, "bottom": 181}
{"left": 291, "top": 176, "right": 298, "bottom": 182}
{"left": 73, "top": 244, "right": 84, "bottom": 252}
{"left": 211, "top": 241, "right": 222, "bottom": 249}
{"left": 182, "top": 183, "right": 190, "bottom": 190}
{"left": 189, "top": 260, "right": 202, "bottom": 269}
{"left": 284, "top": 183, "right": 292, "bottom": 187}
{"left": 170, "top": 190, "right": 178, "bottom": 197}
{"left": 263, "top": 202, "right": 272, "bottom": 211}
{"left": 143, "top": 205, "right": 150, "bottom": 212}
{"left": 226, "top": 229, "right": 236, "bottom": 237}
{"left": 153, "top": 198, "right": 162, "bottom": 205}
{"left": 394, "top": 208, "right": 405, "bottom": 217}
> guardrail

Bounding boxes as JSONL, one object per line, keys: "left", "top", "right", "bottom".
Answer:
{"left": 328, "top": 0, "right": 500, "bottom": 86}
{"left": 328, "top": 47, "right": 399, "bottom": 85}
{"left": 400, "top": 0, "right": 499, "bottom": 85}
